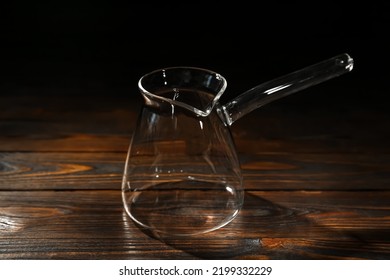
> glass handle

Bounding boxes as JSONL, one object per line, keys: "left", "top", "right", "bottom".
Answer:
{"left": 221, "top": 53, "right": 354, "bottom": 126}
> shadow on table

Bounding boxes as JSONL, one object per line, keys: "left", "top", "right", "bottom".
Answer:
{"left": 134, "top": 192, "right": 384, "bottom": 259}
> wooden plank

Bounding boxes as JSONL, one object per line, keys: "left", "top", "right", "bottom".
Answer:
{"left": 1, "top": 152, "right": 389, "bottom": 191}
{"left": 0, "top": 135, "right": 131, "bottom": 153}
{"left": 2, "top": 134, "right": 390, "bottom": 154}
{"left": 241, "top": 153, "right": 390, "bottom": 190}
{"left": 0, "top": 152, "right": 125, "bottom": 190}
{"left": 0, "top": 92, "right": 138, "bottom": 148}
{"left": 1, "top": 93, "right": 390, "bottom": 154}
{"left": 0, "top": 190, "right": 389, "bottom": 259}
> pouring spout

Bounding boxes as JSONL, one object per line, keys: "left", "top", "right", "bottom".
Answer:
{"left": 221, "top": 53, "right": 354, "bottom": 126}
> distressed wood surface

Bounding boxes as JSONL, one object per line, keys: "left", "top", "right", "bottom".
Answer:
{"left": 1, "top": 190, "right": 390, "bottom": 259}
{"left": 1, "top": 90, "right": 390, "bottom": 259}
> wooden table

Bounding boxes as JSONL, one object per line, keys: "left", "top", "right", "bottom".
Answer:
{"left": 1, "top": 76, "right": 390, "bottom": 260}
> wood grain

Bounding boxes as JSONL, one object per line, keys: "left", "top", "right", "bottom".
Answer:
{"left": 1, "top": 92, "right": 390, "bottom": 259}
{"left": 1, "top": 151, "right": 389, "bottom": 191}
{"left": 1, "top": 190, "right": 389, "bottom": 259}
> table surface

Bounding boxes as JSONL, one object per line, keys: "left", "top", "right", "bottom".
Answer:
{"left": 1, "top": 78, "right": 390, "bottom": 260}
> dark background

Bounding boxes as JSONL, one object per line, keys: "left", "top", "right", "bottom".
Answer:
{"left": 1, "top": 1, "right": 389, "bottom": 110}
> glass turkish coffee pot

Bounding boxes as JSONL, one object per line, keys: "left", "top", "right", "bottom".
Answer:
{"left": 122, "top": 53, "right": 354, "bottom": 236}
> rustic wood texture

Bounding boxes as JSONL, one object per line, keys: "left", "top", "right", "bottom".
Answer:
{"left": 1, "top": 190, "right": 389, "bottom": 259}
{"left": 1, "top": 89, "right": 390, "bottom": 259}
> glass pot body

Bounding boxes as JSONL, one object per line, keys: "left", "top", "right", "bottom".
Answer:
{"left": 122, "top": 67, "right": 244, "bottom": 236}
